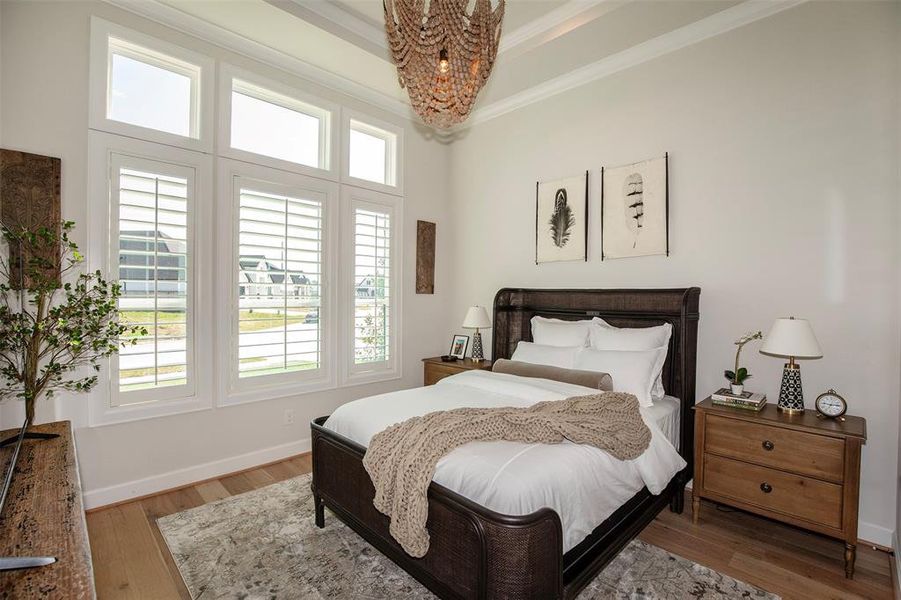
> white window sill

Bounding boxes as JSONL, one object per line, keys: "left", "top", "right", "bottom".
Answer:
{"left": 90, "top": 394, "right": 212, "bottom": 427}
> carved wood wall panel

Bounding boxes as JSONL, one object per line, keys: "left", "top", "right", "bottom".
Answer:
{"left": 0, "top": 150, "right": 62, "bottom": 286}
{"left": 415, "top": 220, "right": 436, "bottom": 294}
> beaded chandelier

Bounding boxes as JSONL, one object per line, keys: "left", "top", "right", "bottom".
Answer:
{"left": 384, "top": 0, "right": 505, "bottom": 129}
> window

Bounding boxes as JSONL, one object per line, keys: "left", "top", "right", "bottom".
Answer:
{"left": 236, "top": 184, "right": 323, "bottom": 379}
{"left": 343, "top": 187, "right": 402, "bottom": 384}
{"left": 353, "top": 206, "right": 391, "bottom": 364}
{"left": 90, "top": 18, "right": 214, "bottom": 151}
{"left": 88, "top": 25, "right": 408, "bottom": 420}
{"left": 108, "top": 38, "right": 198, "bottom": 138}
{"left": 110, "top": 155, "right": 194, "bottom": 404}
{"left": 230, "top": 79, "right": 329, "bottom": 170}
{"left": 348, "top": 119, "right": 397, "bottom": 187}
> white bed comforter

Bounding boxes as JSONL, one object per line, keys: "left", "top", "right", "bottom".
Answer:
{"left": 324, "top": 370, "right": 686, "bottom": 552}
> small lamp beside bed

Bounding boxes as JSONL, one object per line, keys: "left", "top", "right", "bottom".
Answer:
{"left": 760, "top": 317, "right": 822, "bottom": 413}
{"left": 463, "top": 306, "right": 491, "bottom": 361}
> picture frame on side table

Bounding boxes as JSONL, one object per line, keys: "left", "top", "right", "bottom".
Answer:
{"left": 449, "top": 335, "right": 470, "bottom": 359}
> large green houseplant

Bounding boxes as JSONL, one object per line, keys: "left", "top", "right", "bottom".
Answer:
{"left": 0, "top": 220, "right": 143, "bottom": 425}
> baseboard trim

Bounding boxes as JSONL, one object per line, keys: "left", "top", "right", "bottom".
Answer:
{"left": 860, "top": 522, "right": 895, "bottom": 549}
{"left": 893, "top": 531, "right": 901, "bottom": 599}
{"left": 82, "top": 437, "right": 311, "bottom": 510}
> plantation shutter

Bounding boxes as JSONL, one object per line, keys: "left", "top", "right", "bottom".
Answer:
{"left": 353, "top": 207, "right": 391, "bottom": 364}
{"left": 115, "top": 166, "right": 190, "bottom": 398}
{"left": 237, "top": 187, "right": 322, "bottom": 378}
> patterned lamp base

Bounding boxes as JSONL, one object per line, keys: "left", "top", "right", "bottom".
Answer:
{"left": 471, "top": 331, "right": 484, "bottom": 361}
{"left": 777, "top": 363, "right": 804, "bottom": 413}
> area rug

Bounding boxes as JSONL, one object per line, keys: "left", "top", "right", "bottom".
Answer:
{"left": 157, "top": 474, "right": 778, "bottom": 599}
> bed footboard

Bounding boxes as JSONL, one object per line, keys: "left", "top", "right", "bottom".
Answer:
{"left": 311, "top": 417, "right": 564, "bottom": 600}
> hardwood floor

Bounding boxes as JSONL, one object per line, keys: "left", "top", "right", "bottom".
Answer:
{"left": 86, "top": 454, "right": 894, "bottom": 599}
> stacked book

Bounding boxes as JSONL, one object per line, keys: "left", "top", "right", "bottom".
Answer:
{"left": 710, "top": 388, "right": 767, "bottom": 411}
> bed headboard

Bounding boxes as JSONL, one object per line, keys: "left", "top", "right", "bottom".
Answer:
{"left": 492, "top": 287, "right": 700, "bottom": 463}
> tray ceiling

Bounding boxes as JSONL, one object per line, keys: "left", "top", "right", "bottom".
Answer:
{"left": 143, "top": 0, "right": 801, "bottom": 129}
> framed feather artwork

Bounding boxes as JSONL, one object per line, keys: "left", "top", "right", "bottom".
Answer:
{"left": 535, "top": 172, "right": 588, "bottom": 264}
{"left": 601, "top": 154, "right": 669, "bottom": 260}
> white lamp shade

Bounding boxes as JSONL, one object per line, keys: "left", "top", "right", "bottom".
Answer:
{"left": 760, "top": 317, "right": 822, "bottom": 359}
{"left": 462, "top": 306, "right": 491, "bottom": 329}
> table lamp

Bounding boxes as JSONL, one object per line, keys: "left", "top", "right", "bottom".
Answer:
{"left": 462, "top": 306, "right": 491, "bottom": 361}
{"left": 759, "top": 317, "right": 822, "bottom": 413}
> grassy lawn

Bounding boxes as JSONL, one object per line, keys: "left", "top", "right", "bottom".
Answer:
{"left": 238, "top": 310, "right": 310, "bottom": 333}
{"left": 239, "top": 362, "right": 317, "bottom": 378}
{"left": 120, "top": 311, "right": 187, "bottom": 338}
{"left": 119, "top": 310, "right": 314, "bottom": 336}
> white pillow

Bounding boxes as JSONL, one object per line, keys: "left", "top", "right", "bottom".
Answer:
{"left": 511, "top": 341, "right": 580, "bottom": 369}
{"left": 589, "top": 320, "right": 672, "bottom": 350}
{"left": 589, "top": 320, "right": 671, "bottom": 400}
{"left": 530, "top": 316, "right": 592, "bottom": 347}
{"left": 573, "top": 346, "right": 667, "bottom": 407}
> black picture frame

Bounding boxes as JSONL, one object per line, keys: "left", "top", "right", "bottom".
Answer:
{"left": 600, "top": 153, "right": 669, "bottom": 261}
{"left": 534, "top": 171, "right": 589, "bottom": 264}
{"left": 449, "top": 334, "right": 469, "bottom": 359}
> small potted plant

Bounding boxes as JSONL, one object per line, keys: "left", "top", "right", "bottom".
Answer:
{"left": 724, "top": 331, "right": 763, "bottom": 395}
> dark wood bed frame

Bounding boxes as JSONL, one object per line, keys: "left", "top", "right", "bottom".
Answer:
{"left": 311, "top": 287, "right": 700, "bottom": 599}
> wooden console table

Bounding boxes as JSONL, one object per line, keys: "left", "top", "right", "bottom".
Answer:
{"left": 0, "top": 421, "right": 95, "bottom": 598}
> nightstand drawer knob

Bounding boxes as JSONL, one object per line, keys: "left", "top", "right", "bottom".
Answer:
{"left": 762, "top": 440, "right": 774, "bottom": 451}
{"left": 760, "top": 482, "right": 773, "bottom": 494}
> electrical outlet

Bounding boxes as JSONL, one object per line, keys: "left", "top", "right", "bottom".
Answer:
{"left": 284, "top": 409, "right": 295, "bottom": 425}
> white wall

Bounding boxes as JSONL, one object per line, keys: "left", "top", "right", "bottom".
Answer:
{"left": 2, "top": 0, "right": 899, "bottom": 549}
{"left": 445, "top": 1, "right": 900, "bottom": 546}
{"left": 0, "top": 1, "right": 452, "bottom": 505}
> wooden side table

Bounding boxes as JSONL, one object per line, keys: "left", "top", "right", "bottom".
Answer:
{"left": 422, "top": 356, "right": 492, "bottom": 386}
{"left": 692, "top": 398, "right": 866, "bottom": 578}
{"left": 0, "top": 421, "right": 95, "bottom": 598}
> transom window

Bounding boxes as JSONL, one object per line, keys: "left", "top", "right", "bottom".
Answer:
{"left": 237, "top": 184, "right": 323, "bottom": 379}
{"left": 230, "top": 79, "right": 330, "bottom": 170}
{"left": 107, "top": 37, "right": 201, "bottom": 138}
{"left": 349, "top": 119, "right": 397, "bottom": 186}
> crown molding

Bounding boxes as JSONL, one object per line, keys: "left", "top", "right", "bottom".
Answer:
{"left": 103, "top": 0, "right": 413, "bottom": 121}
{"left": 464, "top": 0, "right": 808, "bottom": 129}
{"left": 498, "top": 0, "right": 622, "bottom": 59}
{"left": 103, "top": 0, "right": 808, "bottom": 134}
{"left": 266, "top": 0, "right": 390, "bottom": 61}
{"left": 269, "top": 0, "right": 617, "bottom": 62}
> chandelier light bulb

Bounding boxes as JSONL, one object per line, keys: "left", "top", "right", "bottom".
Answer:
{"left": 438, "top": 49, "right": 449, "bottom": 74}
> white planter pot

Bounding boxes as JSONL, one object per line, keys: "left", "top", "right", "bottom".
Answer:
{"left": 730, "top": 384, "right": 744, "bottom": 395}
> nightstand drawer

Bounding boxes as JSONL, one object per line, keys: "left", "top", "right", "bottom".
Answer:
{"left": 423, "top": 357, "right": 493, "bottom": 386}
{"left": 703, "top": 454, "right": 843, "bottom": 529}
{"left": 704, "top": 414, "right": 845, "bottom": 482}
{"left": 424, "top": 363, "right": 462, "bottom": 385}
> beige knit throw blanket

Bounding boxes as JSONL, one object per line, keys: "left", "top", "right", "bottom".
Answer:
{"left": 362, "top": 392, "right": 651, "bottom": 558}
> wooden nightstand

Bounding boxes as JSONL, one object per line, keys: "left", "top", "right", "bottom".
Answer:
{"left": 692, "top": 399, "right": 867, "bottom": 578}
{"left": 422, "top": 356, "right": 492, "bottom": 386}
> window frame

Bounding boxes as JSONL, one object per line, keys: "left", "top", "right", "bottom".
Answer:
{"left": 339, "top": 185, "right": 403, "bottom": 386}
{"left": 89, "top": 17, "right": 214, "bottom": 153}
{"left": 218, "top": 64, "right": 339, "bottom": 180}
{"left": 216, "top": 159, "right": 339, "bottom": 407}
{"left": 341, "top": 110, "right": 404, "bottom": 196}
{"left": 87, "top": 23, "right": 409, "bottom": 422}
{"left": 87, "top": 131, "right": 214, "bottom": 426}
